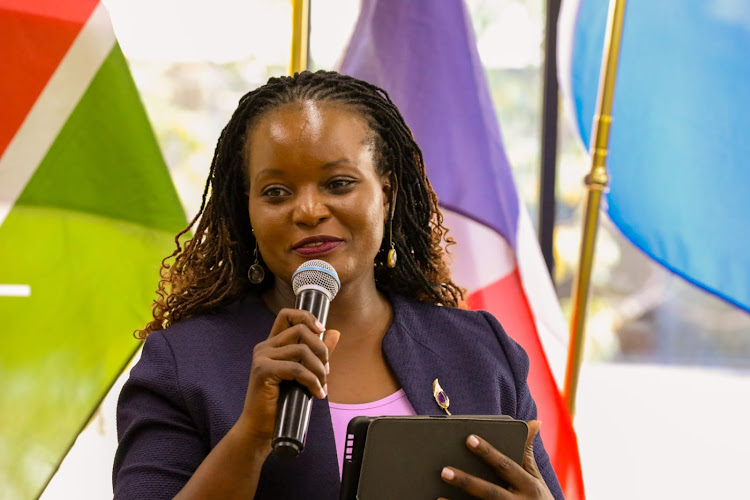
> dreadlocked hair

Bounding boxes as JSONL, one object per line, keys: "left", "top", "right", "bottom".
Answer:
{"left": 137, "top": 70, "right": 465, "bottom": 339}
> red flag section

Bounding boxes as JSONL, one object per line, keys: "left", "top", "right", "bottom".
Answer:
{"left": 0, "top": 0, "right": 98, "bottom": 156}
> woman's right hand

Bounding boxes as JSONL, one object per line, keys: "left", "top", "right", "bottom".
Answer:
{"left": 238, "top": 308, "right": 341, "bottom": 451}
{"left": 173, "top": 310, "right": 339, "bottom": 499}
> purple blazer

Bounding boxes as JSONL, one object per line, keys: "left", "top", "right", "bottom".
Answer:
{"left": 113, "top": 293, "right": 564, "bottom": 499}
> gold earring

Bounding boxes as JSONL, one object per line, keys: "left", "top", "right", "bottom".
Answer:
{"left": 248, "top": 243, "right": 265, "bottom": 284}
{"left": 386, "top": 218, "right": 397, "bottom": 268}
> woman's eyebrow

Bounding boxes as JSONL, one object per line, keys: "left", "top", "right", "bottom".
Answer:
{"left": 253, "top": 168, "right": 286, "bottom": 183}
{"left": 320, "top": 158, "right": 353, "bottom": 169}
{"left": 254, "top": 158, "right": 355, "bottom": 183}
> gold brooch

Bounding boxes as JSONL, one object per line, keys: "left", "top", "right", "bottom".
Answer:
{"left": 433, "top": 379, "right": 451, "bottom": 415}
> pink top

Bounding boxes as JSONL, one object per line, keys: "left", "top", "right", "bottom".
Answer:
{"left": 329, "top": 389, "right": 417, "bottom": 477}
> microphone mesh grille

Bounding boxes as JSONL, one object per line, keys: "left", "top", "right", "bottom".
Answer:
{"left": 292, "top": 259, "right": 341, "bottom": 299}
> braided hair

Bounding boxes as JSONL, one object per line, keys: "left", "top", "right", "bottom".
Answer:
{"left": 137, "top": 70, "right": 464, "bottom": 338}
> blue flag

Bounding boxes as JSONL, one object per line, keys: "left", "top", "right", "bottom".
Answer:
{"left": 559, "top": 0, "right": 750, "bottom": 312}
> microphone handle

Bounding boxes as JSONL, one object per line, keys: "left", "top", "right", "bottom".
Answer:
{"left": 272, "top": 288, "right": 331, "bottom": 458}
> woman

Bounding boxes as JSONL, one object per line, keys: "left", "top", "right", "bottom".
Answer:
{"left": 113, "top": 70, "right": 562, "bottom": 499}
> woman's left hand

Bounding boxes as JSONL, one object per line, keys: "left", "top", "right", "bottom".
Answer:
{"left": 438, "top": 420, "right": 554, "bottom": 500}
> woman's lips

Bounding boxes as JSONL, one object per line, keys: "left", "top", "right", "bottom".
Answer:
{"left": 293, "top": 240, "right": 343, "bottom": 256}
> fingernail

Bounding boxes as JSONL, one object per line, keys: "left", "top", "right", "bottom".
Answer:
{"left": 323, "top": 383, "right": 328, "bottom": 398}
{"left": 467, "top": 435, "right": 480, "bottom": 448}
{"left": 441, "top": 467, "right": 454, "bottom": 480}
{"left": 325, "top": 362, "right": 330, "bottom": 374}
{"left": 315, "top": 320, "right": 325, "bottom": 333}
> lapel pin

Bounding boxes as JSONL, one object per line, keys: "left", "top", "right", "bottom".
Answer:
{"left": 432, "top": 379, "right": 451, "bottom": 415}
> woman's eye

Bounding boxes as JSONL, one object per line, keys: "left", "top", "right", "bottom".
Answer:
{"left": 328, "top": 178, "right": 355, "bottom": 190}
{"left": 262, "top": 186, "right": 289, "bottom": 198}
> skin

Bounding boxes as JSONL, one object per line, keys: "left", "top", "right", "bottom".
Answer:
{"left": 247, "top": 100, "right": 401, "bottom": 405}
{"left": 173, "top": 100, "right": 553, "bottom": 499}
{"left": 439, "top": 421, "right": 554, "bottom": 500}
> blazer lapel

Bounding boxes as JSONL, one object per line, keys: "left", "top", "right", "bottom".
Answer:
{"left": 382, "top": 294, "right": 502, "bottom": 417}
{"left": 383, "top": 323, "right": 448, "bottom": 415}
{"left": 383, "top": 296, "right": 466, "bottom": 416}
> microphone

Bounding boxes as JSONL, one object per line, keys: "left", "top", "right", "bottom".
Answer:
{"left": 272, "top": 259, "right": 341, "bottom": 458}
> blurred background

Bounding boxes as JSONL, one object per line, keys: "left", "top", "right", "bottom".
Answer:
{"left": 19, "top": 0, "right": 750, "bottom": 498}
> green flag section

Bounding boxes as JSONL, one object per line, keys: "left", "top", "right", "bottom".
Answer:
{"left": 0, "top": 33, "right": 185, "bottom": 500}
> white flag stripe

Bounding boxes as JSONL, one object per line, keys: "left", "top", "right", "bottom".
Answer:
{"left": 0, "top": 3, "right": 116, "bottom": 229}
{"left": 0, "top": 285, "right": 31, "bottom": 297}
{"left": 516, "top": 206, "right": 568, "bottom": 386}
{"left": 441, "top": 208, "right": 516, "bottom": 291}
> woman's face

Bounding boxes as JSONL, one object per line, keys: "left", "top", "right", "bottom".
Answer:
{"left": 246, "top": 100, "right": 391, "bottom": 290}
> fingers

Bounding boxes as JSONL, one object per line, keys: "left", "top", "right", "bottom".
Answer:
{"left": 252, "top": 358, "right": 327, "bottom": 399}
{"left": 269, "top": 323, "right": 329, "bottom": 359}
{"left": 267, "top": 343, "right": 328, "bottom": 385}
{"left": 522, "top": 420, "right": 543, "bottom": 479}
{"left": 242, "top": 309, "right": 336, "bottom": 443}
{"left": 259, "top": 329, "right": 338, "bottom": 400}
{"left": 270, "top": 318, "right": 330, "bottom": 357}
{"left": 440, "top": 465, "right": 511, "bottom": 500}
{"left": 254, "top": 328, "right": 330, "bottom": 397}
{"left": 250, "top": 309, "right": 336, "bottom": 400}
{"left": 448, "top": 428, "right": 553, "bottom": 500}
{"left": 269, "top": 308, "right": 325, "bottom": 338}
{"left": 465, "top": 433, "right": 534, "bottom": 491}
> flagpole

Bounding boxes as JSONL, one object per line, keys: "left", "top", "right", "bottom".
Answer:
{"left": 563, "top": 0, "right": 627, "bottom": 417}
{"left": 289, "top": 0, "right": 311, "bottom": 74}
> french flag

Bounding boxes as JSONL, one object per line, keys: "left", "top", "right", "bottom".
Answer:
{"left": 340, "top": 0, "right": 585, "bottom": 497}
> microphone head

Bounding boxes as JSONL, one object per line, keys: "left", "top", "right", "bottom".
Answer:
{"left": 292, "top": 259, "right": 341, "bottom": 301}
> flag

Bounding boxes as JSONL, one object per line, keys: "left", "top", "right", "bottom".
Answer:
{"left": 0, "top": 1, "right": 186, "bottom": 497}
{"left": 558, "top": 0, "right": 750, "bottom": 313}
{"left": 339, "top": 0, "right": 585, "bottom": 497}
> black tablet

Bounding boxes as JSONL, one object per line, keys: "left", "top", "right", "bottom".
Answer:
{"left": 340, "top": 415, "right": 528, "bottom": 500}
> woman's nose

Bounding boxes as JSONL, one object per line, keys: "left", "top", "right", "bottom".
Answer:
{"left": 293, "top": 187, "right": 330, "bottom": 226}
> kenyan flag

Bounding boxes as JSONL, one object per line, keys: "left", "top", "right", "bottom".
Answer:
{"left": 0, "top": 1, "right": 186, "bottom": 497}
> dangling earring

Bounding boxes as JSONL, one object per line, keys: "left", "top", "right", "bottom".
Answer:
{"left": 386, "top": 217, "right": 397, "bottom": 268}
{"left": 248, "top": 242, "right": 265, "bottom": 284}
